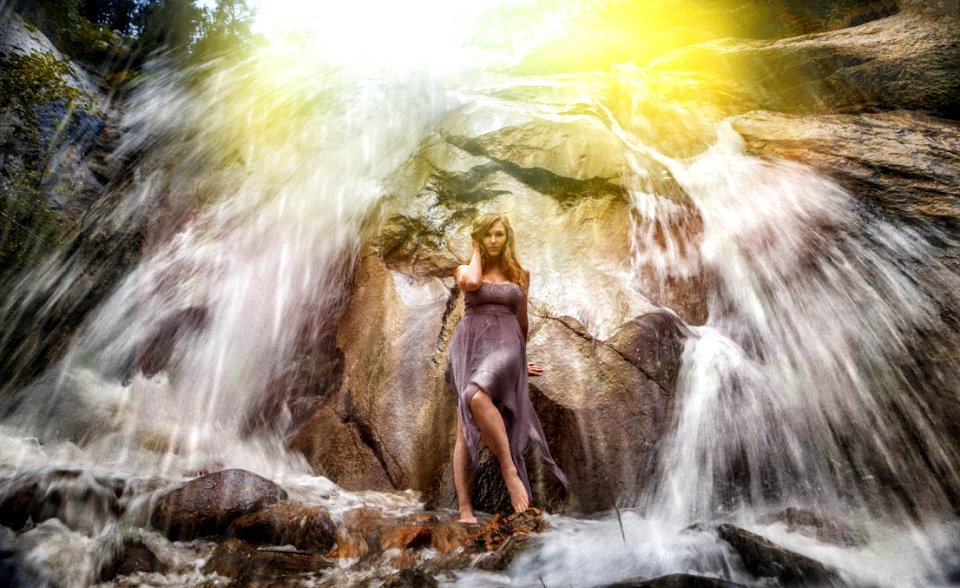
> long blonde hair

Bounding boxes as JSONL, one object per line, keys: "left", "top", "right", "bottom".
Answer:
{"left": 469, "top": 213, "right": 529, "bottom": 293}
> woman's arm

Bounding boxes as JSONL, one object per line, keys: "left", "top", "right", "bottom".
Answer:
{"left": 518, "top": 269, "right": 530, "bottom": 340}
{"left": 521, "top": 270, "right": 543, "bottom": 376}
{"left": 455, "top": 241, "right": 484, "bottom": 292}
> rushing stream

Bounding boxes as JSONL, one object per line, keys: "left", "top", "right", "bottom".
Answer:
{"left": 1, "top": 35, "right": 960, "bottom": 587}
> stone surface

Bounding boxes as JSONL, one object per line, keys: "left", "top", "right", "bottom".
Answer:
{"left": 717, "top": 523, "right": 845, "bottom": 586}
{"left": 150, "top": 469, "right": 287, "bottom": 541}
{"left": 203, "top": 538, "right": 334, "bottom": 582}
{"left": 602, "top": 574, "right": 746, "bottom": 588}
{"left": 99, "top": 539, "right": 165, "bottom": 581}
{"left": 227, "top": 502, "right": 337, "bottom": 552}
{"left": 504, "top": 315, "right": 682, "bottom": 513}
{"left": 647, "top": 2, "right": 960, "bottom": 118}
{"left": 733, "top": 110, "right": 960, "bottom": 241}
{"left": 0, "top": 469, "right": 121, "bottom": 535}
{"left": 757, "top": 507, "right": 864, "bottom": 547}
{"left": 381, "top": 569, "right": 439, "bottom": 588}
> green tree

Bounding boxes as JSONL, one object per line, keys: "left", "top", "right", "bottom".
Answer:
{"left": 79, "top": 0, "right": 139, "bottom": 34}
{"left": 192, "top": 0, "right": 262, "bottom": 61}
{"left": 133, "top": 0, "right": 203, "bottom": 60}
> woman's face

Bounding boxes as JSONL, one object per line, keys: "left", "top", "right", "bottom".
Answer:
{"left": 482, "top": 220, "right": 507, "bottom": 258}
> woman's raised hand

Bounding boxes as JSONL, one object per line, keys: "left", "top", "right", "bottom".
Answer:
{"left": 527, "top": 362, "right": 543, "bottom": 377}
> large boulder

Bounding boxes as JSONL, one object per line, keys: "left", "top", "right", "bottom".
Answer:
{"left": 287, "top": 79, "right": 706, "bottom": 513}
{"left": 717, "top": 524, "right": 845, "bottom": 587}
{"left": 644, "top": 1, "right": 960, "bottom": 117}
{"left": 150, "top": 469, "right": 287, "bottom": 541}
{"left": 732, "top": 110, "right": 960, "bottom": 241}
{"left": 227, "top": 502, "right": 337, "bottom": 552}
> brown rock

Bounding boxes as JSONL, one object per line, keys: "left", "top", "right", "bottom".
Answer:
{"left": 287, "top": 404, "right": 395, "bottom": 492}
{"left": 99, "top": 539, "right": 165, "bottom": 581}
{"left": 381, "top": 569, "right": 439, "bottom": 588}
{"left": 495, "top": 315, "right": 677, "bottom": 514}
{"left": 474, "top": 534, "right": 538, "bottom": 572}
{"left": 732, "top": 110, "right": 960, "bottom": 240}
{"left": 602, "top": 574, "right": 746, "bottom": 588}
{"left": 717, "top": 524, "right": 845, "bottom": 586}
{"left": 227, "top": 502, "right": 336, "bottom": 552}
{"left": 757, "top": 507, "right": 864, "bottom": 547}
{"left": 472, "top": 508, "right": 548, "bottom": 552}
{"left": 380, "top": 522, "right": 470, "bottom": 553}
{"left": 203, "top": 538, "right": 334, "bottom": 582}
{"left": 150, "top": 469, "right": 287, "bottom": 541}
{"left": 647, "top": 3, "right": 960, "bottom": 117}
{"left": 606, "top": 311, "right": 690, "bottom": 393}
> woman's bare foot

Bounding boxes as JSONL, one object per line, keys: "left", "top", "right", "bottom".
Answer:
{"left": 458, "top": 509, "right": 478, "bottom": 524}
{"left": 504, "top": 468, "right": 530, "bottom": 513}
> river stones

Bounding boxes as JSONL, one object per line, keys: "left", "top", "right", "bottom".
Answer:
{"left": 0, "top": 469, "right": 121, "bottom": 535}
{"left": 203, "top": 538, "right": 334, "bottom": 582}
{"left": 602, "top": 574, "right": 746, "bottom": 588}
{"left": 382, "top": 569, "right": 439, "bottom": 588}
{"left": 717, "top": 523, "right": 845, "bottom": 586}
{"left": 227, "top": 502, "right": 336, "bottom": 552}
{"left": 150, "top": 469, "right": 287, "bottom": 541}
{"left": 98, "top": 539, "right": 165, "bottom": 582}
{"left": 757, "top": 507, "right": 864, "bottom": 547}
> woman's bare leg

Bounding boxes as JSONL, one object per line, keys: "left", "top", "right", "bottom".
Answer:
{"left": 469, "top": 390, "right": 530, "bottom": 513}
{"left": 453, "top": 419, "right": 478, "bottom": 523}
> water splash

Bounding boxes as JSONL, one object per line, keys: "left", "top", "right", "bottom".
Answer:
{"left": 0, "top": 49, "right": 461, "bottom": 479}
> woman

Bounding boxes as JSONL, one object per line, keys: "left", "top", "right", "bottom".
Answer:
{"left": 445, "top": 212, "right": 569, "bottom": 523}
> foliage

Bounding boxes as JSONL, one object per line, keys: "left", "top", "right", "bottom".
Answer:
{"left": 79, "top": 0, "right": 140, "bottom": 34}
{"left": 192, "top": 0, "right": 263, "bottom": 62}
{"left": 0, "top": 52, "right": 89, "bottom": 127}
{"left": 0, "top": 170, "right": 69, "bottom": 280}
{"left": 0, "top": 52, "right": 93, "bottom": 275}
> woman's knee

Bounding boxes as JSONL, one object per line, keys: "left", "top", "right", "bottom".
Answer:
{"left": 469, "top": 389, "right": 492, "bottom": 413}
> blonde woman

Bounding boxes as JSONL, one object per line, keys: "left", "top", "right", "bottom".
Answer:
{"left": 445, "top": 212, "right": 568, "bottom": 523}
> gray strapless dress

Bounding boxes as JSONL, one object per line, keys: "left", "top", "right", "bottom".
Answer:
{"left": 445, "top": 281, "right": 569, "bottom": 499}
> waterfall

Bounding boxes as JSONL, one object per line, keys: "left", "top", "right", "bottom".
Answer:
{"left": 629, "top": 124, "right": 960, "bottom": 525}
{"left": 494, "top": 97, "right": 960, "bottom": 588}
{"left": 0, "top": 48, "right": 460, "bottom": 479}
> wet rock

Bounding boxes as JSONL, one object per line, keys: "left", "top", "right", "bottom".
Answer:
{"left": 288, "top": 403, "right": 395, "bottom": 493}
{"left": 757, "top": 507, "right": 864, "bottom": 547}
{"left": 602, "top": 574, "right": 745, "bottom": 588}
{"left": 380, "top": 521, "right": 470, "bottom": 554}
{"left": 606, "top": 311, "right": 690, "bottom": 393}
{"left": 202, "top": 537, "right": 253, "bottom": 577}
{"left": 135, "top": 306, "right": 209, "bottom": 377}
{"left": 471, "top": 508, "right": 548, "bottom": 552}
{"left": 381, "top": 569, "right": 439, "bottom": 588}
{"left": 648, "top": 2, "right": 960, "bottom": 117}
{"left": 493, "top": 315, "right": 676, "bottom": 514}
{"left": 733, "top": 110, "right": 960, "bottom": 241}
{"left": 717, "top": 523, "right": 845, "bottom": 586}
{"left": 0, "top": 469, "right": 120, "bottom": 535}
{"left": 474, "top": 534, "right": 537, "bottom": 572}
{"left": 203, "top": 538, "right": 334, "bottom": 583}
{"left": 150, "top": 469, "right": 287, "bottom": 541}
{"left": 99, "top": 539, "right": 165, "bottom": 581}
{"left": 227, "top": 502, "right": 336, "bottom": 552}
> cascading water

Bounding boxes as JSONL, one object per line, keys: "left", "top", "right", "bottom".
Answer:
{"left": 1, "top": 20, "right": 959, "bottom": 588}
{"left": 470, "top": 84, "right": 960, "bottom": 586}
{"left": 0, "top": 47, "right": 465, "bottom": 585}
{"left": 1, "top": 50, "right": 458, "bottom": 478}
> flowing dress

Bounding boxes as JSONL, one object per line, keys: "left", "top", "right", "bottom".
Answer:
{"left": 445, "top": 281, "right": 569, "bottom": 499}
